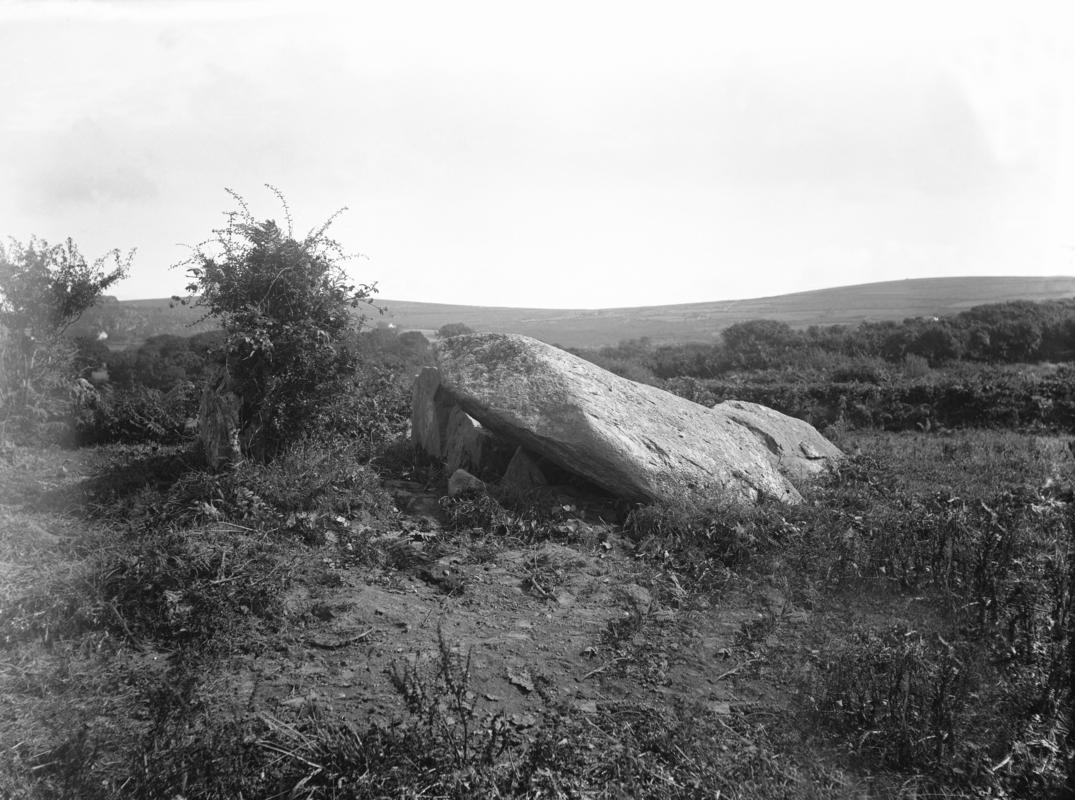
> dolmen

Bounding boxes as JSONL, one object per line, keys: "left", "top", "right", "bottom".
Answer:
{"left": 413, "top": 333, "right": 841, "bottom": 506}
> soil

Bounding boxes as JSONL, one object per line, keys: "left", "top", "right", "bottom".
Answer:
{"left": 223, "top": 479, "right": 790, "bottom": 736}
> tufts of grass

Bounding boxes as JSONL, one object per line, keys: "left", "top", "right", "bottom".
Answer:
{"left": 774, "top": 435, "right": 1073, "bottom": 798}
{"left": 624, "top": 494, "right": 793, "bottom": 595}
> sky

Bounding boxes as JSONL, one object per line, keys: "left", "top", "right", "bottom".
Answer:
{"left": 1, "top": 0, "right": 1073, "bottom": 308}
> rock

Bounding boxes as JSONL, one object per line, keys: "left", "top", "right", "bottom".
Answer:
{"left": 198, "top": 372, "right": 242, "bottom": 471}
{"left": 432, "top": 333, "right": 803, "bottom": 505}
{"left": 448, "top": 468, "right": 485, "bottom": 496}
{"left": 444, "top": 406, "right": 500, "bottom": 475}
{"left": 413, "top": 367, "right": 514, "bottom": 479}
{"left": 618, "top": 583, "right": 654, "bottom": 611}
{"left": 500, "top": 447, "right": 548, "bottom": 491}
{"left": 411, "top": 367, "right": 451, "bottom": 458}
{"left": 711, "top": 400, "right": 842, "bottom": 484}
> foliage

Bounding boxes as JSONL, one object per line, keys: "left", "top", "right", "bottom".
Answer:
{"left": 785, "top": 440, "right": 1072, "bottom": 796}
{"left": 664, "top": 363, "right": 1075, "bottom": 433}
{"left": 436, "top": 322, "right": 475, "bottom": 338}
{"left": 73, "top": 382, "right": 199, "bottom": 445}
{"left": 626, "top": 496, "right": 776, "bottom": 589}
{"left": 0, "top": 237, "right": 131, "bottom": 440}
{"left": 569, "top": 297, "right": 1075, "bottom": 381}
{"left": 809, "top": 626, "right": 979, "bottom": 771}
{"left": 177, "top": 186, "right": 377, "bottom": 461}
{"left": 721, "top": 320, "right": 799, "bottom": 369}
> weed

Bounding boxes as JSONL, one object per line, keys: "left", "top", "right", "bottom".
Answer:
{"left": 626, "top": 495, "right": 787, "bottom": 595}
{"left": 438, "top": 489, "right": 510, "bottom": 533}
{"left": 387, "top": 626, "right": 509, "bottom": 771}
{"left": 781, "top": 435, "right": 1073, "bottom": 797}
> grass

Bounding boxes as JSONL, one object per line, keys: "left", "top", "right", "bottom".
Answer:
{"left": 0, "top": 426, "right": 1071, "bottom": 798}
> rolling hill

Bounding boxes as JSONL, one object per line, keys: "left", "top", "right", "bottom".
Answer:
{"left": 76, "top": 276, "right": 1075, "bottom": 349}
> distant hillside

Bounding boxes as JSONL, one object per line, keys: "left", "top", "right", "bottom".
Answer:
{"left": 377, "top": 276, "right": 1075, "bottom": 346}
{"left": 72, "top": 276, "right": 1075, "bottom": 349}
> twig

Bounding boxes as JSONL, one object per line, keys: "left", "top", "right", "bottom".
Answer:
{"left": 419, "top": 603, "right": 439, "bottom": 629}
{"left": 580, "top": 657, "right": 626, "bottom": 680}
{"left": 525, "top": 572, "right": 551, "bottom": 599}
{"left": 306, "top": 627, "right": 375, "bottom": 649}
{"left": 714, "top": 658, "right": 758, "bottom": 682}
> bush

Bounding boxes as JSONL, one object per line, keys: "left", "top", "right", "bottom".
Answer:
{"left": 176, "top": 186, "right": 377, "bottom": 461}
{"left": 74, "top": 382, "right": 199, "bottom": 445}
{"left": 437, "top": 322, "right": 474, "bottom": 338}
{"left": 0, "top": 236, "right": 131, "bottom": 441}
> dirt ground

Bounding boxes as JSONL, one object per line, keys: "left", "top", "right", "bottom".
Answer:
{"left": 243, "top": 478, "right": 789, "bottom": 737}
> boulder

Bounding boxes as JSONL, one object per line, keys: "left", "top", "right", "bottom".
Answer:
{"left": 711, "top": 400, "right": 842, "bottom": 482}
{"left": 411, "top": 367, "right": 451, "bottom": 458}
{"left": 198, "top": 378, "right": 241, "bottom": 471}
{"left": 431, "top": 333, "right": 804, "bottom": 505}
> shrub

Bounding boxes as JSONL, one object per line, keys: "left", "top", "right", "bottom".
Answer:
{"left": 0, "top": 237, "right": 131, "bottom": 441}
{"left": 74, "top": 382, "right": 199, "bottom": 445}
{"left": 902, "top": 352, "right": 930, "bottom": 379}
{"left": 176, "top": 186, "right": 377, "bottom": 461}
{"left": 809, "top": 625, "right": 977, "bottom": 771}
{"left": 436, "top": 322, "right": 474, "bottom": 338}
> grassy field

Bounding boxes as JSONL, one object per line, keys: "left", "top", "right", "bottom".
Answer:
{"left": 1, "top": 424, "right": 1070, "bottom": 798}
{"left": 80, "top": 275, "right": 1075, "bottom": 348}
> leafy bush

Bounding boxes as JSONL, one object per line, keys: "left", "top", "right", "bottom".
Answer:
{"left": 176, "top": 186, "right": 378, "bottom": 461}
{"left": 73, "top": 382, "right": 199, "bottom": 445}
{"left": 0, "top": 237, "right": 131, "bottom": 442}
{"left": 665, "top": 365, "right": 1075, "bottom": 433}
{"left": 436, "top": 322, "right": 474, "bottom": 338}
{"left": 902, "top": 352, "right": 930, "bottom": 378}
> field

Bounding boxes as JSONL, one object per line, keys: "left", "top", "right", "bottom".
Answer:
{"left": 75, "top": 275, "right": 1075, "bottom": 349}
{"left": 4, "top": 263, "right": 1074, "bottom": 797}
{"left": 1, "top": 420, "right": 1071, "bottom": 797}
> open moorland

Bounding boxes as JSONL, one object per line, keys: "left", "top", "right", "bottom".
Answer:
{"left": 2, "top": 226, "right": 1072, "bottom": 798}
{"left": 70, "top": 275, "right": 1075, "bottom": 349}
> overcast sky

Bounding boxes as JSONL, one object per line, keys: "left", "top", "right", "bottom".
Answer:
{"left": 2, "top": 0, "right": 1072, "bottom": 308}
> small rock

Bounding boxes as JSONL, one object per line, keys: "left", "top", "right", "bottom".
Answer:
{"left": 448, "top": 468, "right": 485, "bottom": 497}
{"left": 618, "top": 583, "right": 653, "bottom": 611}
{"left": 507, "top": 669, "right": 535, "bottom": 693}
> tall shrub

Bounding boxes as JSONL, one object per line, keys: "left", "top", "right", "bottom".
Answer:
{"left": 177, "top": 187, "right": 377, "bottom": 461}
{"left": 0, "top": 237, "right": 131, "bottom": 438}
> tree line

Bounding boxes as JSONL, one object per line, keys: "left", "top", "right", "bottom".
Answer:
{"left": 576, "top": 298, "right": 1075, "bottom": 380}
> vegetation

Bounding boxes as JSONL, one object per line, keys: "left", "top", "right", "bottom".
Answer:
{"left": 436, "top": 322, "right": 475, "bottom": 338}
{"left": 176, "top": 186, "right": 379, "bottom": 461}
{"left": 2, "top": 203, "right": 1072, "bottom": 797}
{"left": 0, "top": 237, "right": 132, "bottom": 442}
{"left": 64, "top": 276, "right": 1075, "bottom": 350}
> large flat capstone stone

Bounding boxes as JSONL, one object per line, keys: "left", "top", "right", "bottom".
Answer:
{"left": 430, "top": 333, "right": 812, "bottom": 505}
